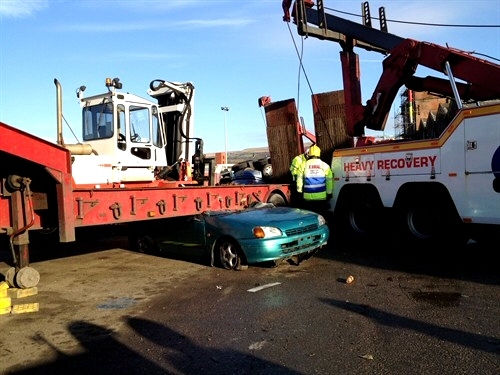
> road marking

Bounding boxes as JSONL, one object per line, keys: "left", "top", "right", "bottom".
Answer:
{"left": 247, "top": 282, "right": 281, "bottom": 292}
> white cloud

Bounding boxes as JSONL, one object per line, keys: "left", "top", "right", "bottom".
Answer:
{"left": 0, "top": 0, "right": 48, "bottom": 18}
{"left": 50, "top": 17, "right": 255, "bottom": 33}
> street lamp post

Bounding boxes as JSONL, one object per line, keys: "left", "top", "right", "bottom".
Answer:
{"left": 221, "top": 106, "right": 229, "bottom": 164}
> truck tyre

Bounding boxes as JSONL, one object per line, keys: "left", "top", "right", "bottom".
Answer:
{"left": 332, "top": 186, "right": 383, "bottom": 245}
{"left": 396, "top": 193, "right": 468, "bottom": 248}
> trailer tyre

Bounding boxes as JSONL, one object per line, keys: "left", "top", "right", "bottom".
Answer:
{"left": 267, "top": 192, "right": 287, "bottom": 207}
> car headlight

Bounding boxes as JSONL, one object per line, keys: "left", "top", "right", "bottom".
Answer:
{"left": 253, "top": 226, "right": 283, "bottom": 239}
{"left": 318, "top": 215, "right": 326, "bottom": 226}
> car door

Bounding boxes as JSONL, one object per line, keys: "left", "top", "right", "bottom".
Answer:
{"left": 157, "top": 214, "right": 208, "bottom": 262}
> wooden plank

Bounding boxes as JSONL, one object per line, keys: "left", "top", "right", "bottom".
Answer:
{"left": 264, "top": 99, "right": 302, "bottom": 182}
{"left": 312, "top": 90, "right": 354, "bottom": 167}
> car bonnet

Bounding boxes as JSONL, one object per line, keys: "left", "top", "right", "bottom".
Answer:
{"left": 207, "top": 206, "right": 321, "bottom": 229}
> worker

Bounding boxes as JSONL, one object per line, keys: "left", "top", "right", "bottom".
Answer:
{"left": 289, "top": 148, "right": 309, "bottom": 207}
{"left": 289, "top": 148, "right": 309, "bottom": 182}
{"left": 296, "top": 144, "right": 333, "bottom": 215}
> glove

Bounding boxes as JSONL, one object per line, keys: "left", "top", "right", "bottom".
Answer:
{"left": 326, "top": 193, "right": 333, "bottom": 200}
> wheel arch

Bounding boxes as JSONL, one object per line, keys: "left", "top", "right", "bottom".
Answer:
{"left": 265, "top": 189, "right": 289, "bottom": 207}
{"left": 333, "top": 183, "right": 383, "bottom": 215}
{"left": 393, "top": 181, "right": 459, "bottom": 216}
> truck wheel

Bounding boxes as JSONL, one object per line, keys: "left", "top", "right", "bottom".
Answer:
{"left": 403, "top": 204, "right": 437, "bottom": 240}
{"left": 348, "top": 201, "right": 376, "bottom": 234}
{"left": 397, "top": 196, "right": 467, "bottom": 247}
{"left": 333, "top": 191, "right": 382, "bottom": 245}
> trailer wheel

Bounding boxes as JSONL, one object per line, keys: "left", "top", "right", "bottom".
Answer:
{"left": 267, "top": 192, "right": 287, "bottom": 207}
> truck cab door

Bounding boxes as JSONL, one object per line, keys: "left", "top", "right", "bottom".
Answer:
{"left": 119, "top": 104, "right": 167, "bottom": 168}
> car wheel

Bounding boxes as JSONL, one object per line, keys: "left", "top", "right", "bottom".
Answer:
{"left": 271, "top": 258, "right": 284, "bottom": 268}
{"left": 262, "top": 163, "right": 273, "bottom": 178}
{"left": 129, "top": 234, "right": 159, "bottom": 254}
{"left": 217, "top": 238, "right": 247, "bottom": 270}
{"left": 128, "top": 225, "right": 159, "bottom": 254}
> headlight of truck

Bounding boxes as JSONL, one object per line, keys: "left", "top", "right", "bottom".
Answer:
{"left": 253, "top": 226, "right": 282, "bottom": 239}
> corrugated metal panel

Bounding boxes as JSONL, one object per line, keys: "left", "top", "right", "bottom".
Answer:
{"left": 264, "top": 99, "right": 302, "bottom": 183}
{"left": 312, "top": 90, "right": 353, "bottom": 167}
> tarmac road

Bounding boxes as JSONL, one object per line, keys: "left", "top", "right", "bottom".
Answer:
{"left": 0, "top": 234, "right": 499, "bottom": 374}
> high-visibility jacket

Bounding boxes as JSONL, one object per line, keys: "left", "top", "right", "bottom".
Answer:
{"left": 289, "top": 153, "right": 307, "bottom": 181}
{"left": 296, "top": 157, "right": 333, "bottom": 200}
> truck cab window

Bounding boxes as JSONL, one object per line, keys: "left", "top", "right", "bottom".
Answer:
{"left": 130, "top": 106, "right": 150, "bottom": 143}
{"left": 82, "top": 102, "right": 114, "bottom": 141}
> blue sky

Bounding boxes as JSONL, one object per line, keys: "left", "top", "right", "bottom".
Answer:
{"left": 1, "top": 0, "right": 499, "bottom": 153}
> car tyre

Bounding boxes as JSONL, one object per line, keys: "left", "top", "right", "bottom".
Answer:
{"left": 217, "top": 237, "right": 247, "bottom": 271}
{"left": 128, "top": 225, "right": 159, "bottom": 254}
{"left": 271, "top": 258, "right": 284, "bottom": 268}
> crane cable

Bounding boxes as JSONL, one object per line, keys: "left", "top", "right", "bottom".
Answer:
{"left": 285, "top": 21, "right": 336, "bottom": 145}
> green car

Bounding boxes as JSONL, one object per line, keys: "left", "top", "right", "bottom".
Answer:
{"left": 130, "top": 203, "right": 329, "bottom": 270}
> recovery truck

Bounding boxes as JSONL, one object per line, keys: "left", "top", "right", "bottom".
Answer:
{"left": 272, "top": 0, "right": 500, "bottom": 246}
{"left": 0, "top": 78, "right": 291, "bottom": 288}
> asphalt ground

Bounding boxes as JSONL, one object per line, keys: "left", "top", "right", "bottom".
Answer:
{"left": 0, "top": 234, "right": 499, "bottom": 374}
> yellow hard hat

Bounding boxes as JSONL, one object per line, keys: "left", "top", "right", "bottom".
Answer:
{"left": 309, "top": 144, "right": 321, "bottom": 157}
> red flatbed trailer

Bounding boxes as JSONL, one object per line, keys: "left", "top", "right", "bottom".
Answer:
{"left": 0, "top": 78, "right": 291, "bottom": 288}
